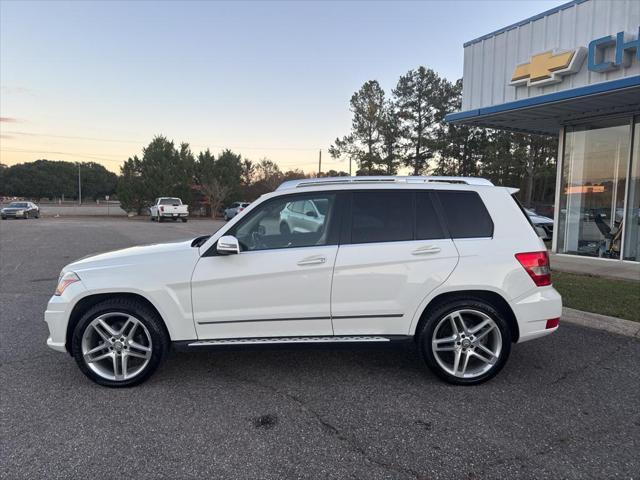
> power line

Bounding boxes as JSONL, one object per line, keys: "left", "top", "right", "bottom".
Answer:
{"left": 0, "top": 148, "right": 123, "bottom": 163}
{"left": 2, "top": 131, "right": 140, "bottom": 144}
{"left": 3, "top": 130, "right": 321, "bottom": 152}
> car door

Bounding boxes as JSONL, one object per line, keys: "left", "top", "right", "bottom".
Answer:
{"left": 191, "top": 191, "right": 342, "bottom": 340}
{"left": 331, "top": 190, "right": 459, "bottom": 336}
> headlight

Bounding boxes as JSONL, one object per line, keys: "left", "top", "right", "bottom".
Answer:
{"left": 55, "top": 272, "right": 80, "bottom": 296}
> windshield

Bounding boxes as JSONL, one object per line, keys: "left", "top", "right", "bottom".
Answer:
{"left": 160, "top": 198, "right": 181, "bottom": 205}
{"left": 7, "top": 202, "right": 29, "bottom": 208}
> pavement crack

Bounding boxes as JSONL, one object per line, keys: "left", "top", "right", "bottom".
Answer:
{"left": 215, "top": 367, "right": 422, "bottom": 480}
{"left": 548, "top": 340, "right": 630, "bottom": 385}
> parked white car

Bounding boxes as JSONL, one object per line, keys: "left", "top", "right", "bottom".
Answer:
{"left": 279, "top": 197, "right": 327, "bottom": 234}
{"left": 223, "top": 202, "right": 250, "bottom": 221}
{"left": 525, "top": 208, "right": 554, "bottom": 241}
{"left": 45, "top": 176, "right": 562, "bottom": 387}
{"left": 149, "top": 197, "right": 188, "bottom": 222}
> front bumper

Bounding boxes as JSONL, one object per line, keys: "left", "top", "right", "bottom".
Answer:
{"left": 511, "top": 286, "right": 563, "bottom": 343}
{"left": 2, "top": 211, "right": 25, "bottom": 218}
{"left": 44, "top": 282, "right": 86, "bottom": 353}
{"left": 45, "top": 308, "right": 68, "bottom": 352}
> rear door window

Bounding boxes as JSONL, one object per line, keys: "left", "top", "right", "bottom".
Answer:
{"left": 436, "top": 191, "right": 493, "bottom": 238}
{"left": 350, "top": 191, "right": 413, "bottom": 244}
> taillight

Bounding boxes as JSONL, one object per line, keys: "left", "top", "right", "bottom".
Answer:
{"left": 239, "top": 207, "right": 244, "bottom": 212}
{"left": 160, "top": 206, "right": 164, "bottom": 212}
{"left": 515, "top": 251, "right": 551, "bottom": 287}
{"left": 546, "top": 318, "right": 560, "bottom": 329}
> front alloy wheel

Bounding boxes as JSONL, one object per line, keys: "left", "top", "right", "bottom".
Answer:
{"left": 81, "top": 313, "right": 153, "bottom": 381}
{"left": 72, "top": 298, "right": 169, "bottom": 387}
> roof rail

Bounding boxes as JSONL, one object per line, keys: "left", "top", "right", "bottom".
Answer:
{"left": 276, "top": 176, "right": 494, "bottom": 190}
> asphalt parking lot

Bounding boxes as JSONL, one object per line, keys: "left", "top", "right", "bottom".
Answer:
{"left": 1, "top": 217, "right": 639, "bottom": 479}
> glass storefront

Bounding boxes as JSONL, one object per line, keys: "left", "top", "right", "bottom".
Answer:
{"left": 557, "top": 117, "right": 639, "bottom": 261}
{"left": 623, "top": 119, "right": 640, "bottom": 261}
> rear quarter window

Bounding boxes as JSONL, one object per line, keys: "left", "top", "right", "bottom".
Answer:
{"left": 436, "top": 191, "right": 493, "bottom": 238}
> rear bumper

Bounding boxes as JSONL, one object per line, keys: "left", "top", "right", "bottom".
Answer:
{"left": 511, "top": 286, "right": 562, "bottom": 343}
{"left": 160, "top": 213, "right": 188, "bottom": 217}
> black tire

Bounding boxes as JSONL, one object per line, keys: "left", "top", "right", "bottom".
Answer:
{"left": 158, "top": 215, "right": 164, "bottom": 223}
{"left": 418, "top": 297, "right": 511, "bottom": 385}
{"left": 1, "top": 216, "right": 6, "bottom": 220}
{"left": 24, "top": 212, "right": 29, "bottom": 219}
{"left": 71, "top": 297, "right": 170, "bottom": 387}
{"left": 181, "top": 218, "right": 188, "bottom": 223}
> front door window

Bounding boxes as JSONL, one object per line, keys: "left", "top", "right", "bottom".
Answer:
{"left": 229, "top": 193, "right": 337, "bottom": 251}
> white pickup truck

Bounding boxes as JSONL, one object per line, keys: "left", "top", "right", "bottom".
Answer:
{"left": 149, "top": 197, "right": 189, "bottom": 222}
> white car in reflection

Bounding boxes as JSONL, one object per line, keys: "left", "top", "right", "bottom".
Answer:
{"left": 279, "top": 198, "right": 328, "bottom": 234}
{"left": 525, "top": 208, "right": 553, "bottom": 241}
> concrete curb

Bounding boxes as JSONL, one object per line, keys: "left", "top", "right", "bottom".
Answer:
{"left": 562, "top": 307, "right": 640, "bottom": 339}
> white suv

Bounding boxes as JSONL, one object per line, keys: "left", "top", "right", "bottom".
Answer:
{"left": 45, "top": 176, "right": 562, "bottom": 387}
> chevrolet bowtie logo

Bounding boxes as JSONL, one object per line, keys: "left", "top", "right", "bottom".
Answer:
{"left": 511, "top": 47, "right": 587, "bottom": 87}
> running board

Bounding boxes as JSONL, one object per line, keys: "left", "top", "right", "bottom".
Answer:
{"left": 190, "top": 336, "right": 391, "bottom": 346}
{"left": 172, "top": 335, "right": 412, "bottom": 351}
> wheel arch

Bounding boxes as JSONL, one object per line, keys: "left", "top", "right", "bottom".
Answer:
{"left": 65, "top": 292, "right": 170, "bottom": 354}
{"left": 413, "top": 290, "right": 520, "bottom": 343}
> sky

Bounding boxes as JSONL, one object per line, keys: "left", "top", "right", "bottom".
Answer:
{"left": 0, "top": 0, "right": 566, "bottom": 174}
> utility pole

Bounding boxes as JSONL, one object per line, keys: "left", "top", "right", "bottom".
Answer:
{"left": 318, "top": 149, "right": 322, "bottom": 176}
{"left": 349, "top": 158, "right": 352, "bottom": 176}
{"left": 78, "top": 164, "right": 82, "bottom": 206}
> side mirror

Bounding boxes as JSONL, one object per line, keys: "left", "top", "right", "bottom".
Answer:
{"left": 306, "top": 210, "right": 317, "bottom": 218}
{"left": 217, "top": 235, "right": 240, "bottom": 255}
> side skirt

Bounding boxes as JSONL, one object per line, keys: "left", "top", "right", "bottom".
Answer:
{"left": 172, "top": 335, "right": 414, "bottom": 352}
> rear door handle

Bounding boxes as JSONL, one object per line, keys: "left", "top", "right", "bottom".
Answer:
{"left": 411, "top": 245, "right": 441, "bottom": 255}
{"left": 297, "top": 255, "right": 326, "bottom": 266}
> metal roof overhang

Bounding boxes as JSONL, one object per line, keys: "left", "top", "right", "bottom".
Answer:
{"left": 445, "top": 76, "right": 640, "bottom": 135}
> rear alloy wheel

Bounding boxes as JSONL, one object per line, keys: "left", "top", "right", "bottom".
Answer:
{"left": 72, "top": 299, "right": 169, "bottom": 387}
{"left": 419, "top": 299, "right": 511, "bottom": 385}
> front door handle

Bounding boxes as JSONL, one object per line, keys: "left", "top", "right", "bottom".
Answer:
{"left": 412, "top": 245, "right": 441, "bottom": 255}
{"left": 297, "top": 255, "right": 326, "bottom": 266}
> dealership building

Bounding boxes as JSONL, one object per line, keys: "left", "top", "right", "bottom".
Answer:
{"left": 446, "top": 0, "right": 640, "bottom": 266}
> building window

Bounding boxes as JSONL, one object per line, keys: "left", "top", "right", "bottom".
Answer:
{"left": 557, "top": 118, "right": 631, "bottom": 260}
{"left": 623, "top": 118, "right": 640, "bottom": 262}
